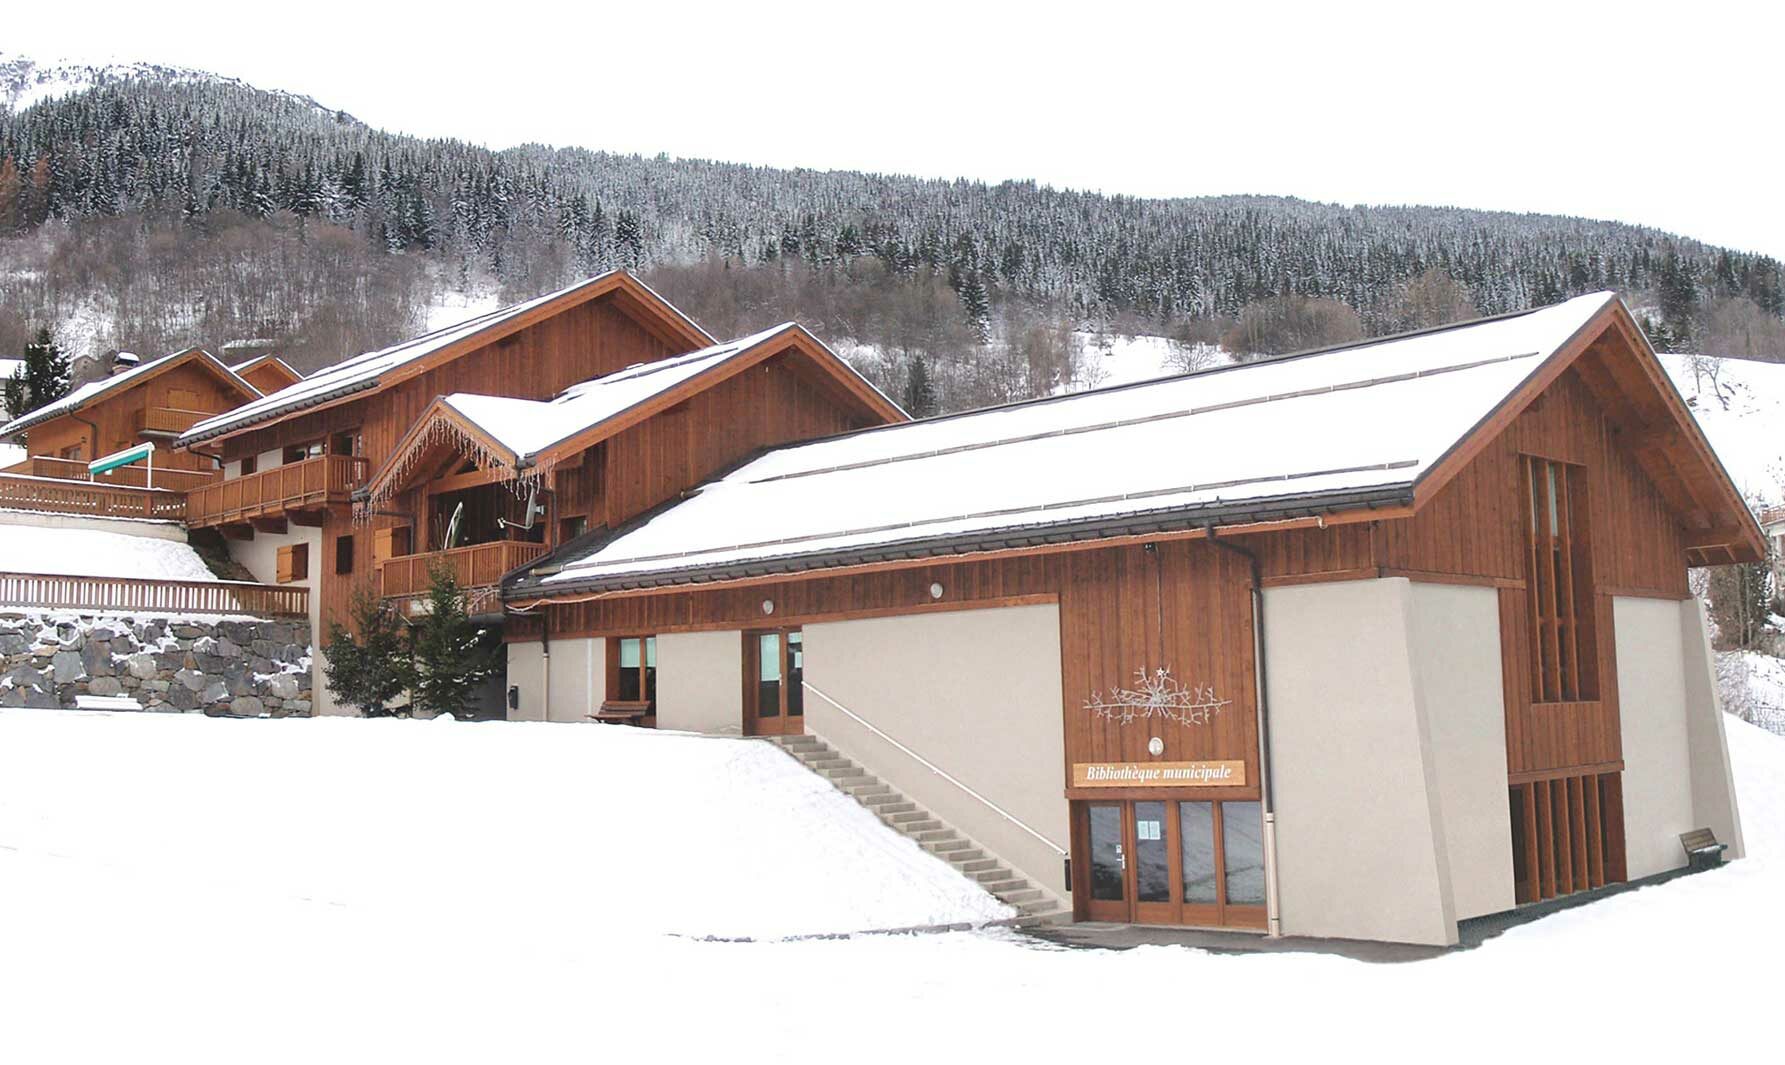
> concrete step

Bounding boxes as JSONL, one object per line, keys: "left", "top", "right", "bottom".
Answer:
{"left": 1016, "top": 899, "right": 1064, "bottom": 917}
{"left": 998, "top": 887, "right": 1044, "bottom": 905}
{"left": 898, "top": 820, "right": 943, "bottom": 835}
{"left": 805, "top": 757, "right": 854, "bottom": 771}
{"left": 887, "top": 808, "right": 932, "bottom": 825}
{"left": 981, "top": 877, "right": 1029, "bottom": 894}
{"left": 846, "top": 784, "right": 892, "bottom": 799}
{"left": 932, "top": 844, "right": 981, "bottom": 861}
{"left": 972, "top": 867, "right": 1014, "bottom": 884}
{"left": 775, "top": 736, "right": 824, "bottom": 751}
{"left": 959, "top": 857, "right": 1001, "bottom": 874}
{"left": 859, "top": 795, "right": 911, "bottom": 811}
{"left": 914, "top": 828, "right": 957, "bottom": 843}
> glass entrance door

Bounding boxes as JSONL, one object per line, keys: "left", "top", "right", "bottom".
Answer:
{"left": 744, "top": 628, "right": 804, "bottom": 736}
{"left": 1072, "top": 799, "right": 1266, "bottom": 929}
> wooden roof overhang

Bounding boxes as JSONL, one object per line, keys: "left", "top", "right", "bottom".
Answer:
{"left": 357, "top": 325, "right": 906, "bottom": 514}
{"left": 1411, "top": 297, "right": 1766, "bottom": 567}
{"left": 176, "top": 271, "right": 717, "bottom": 453}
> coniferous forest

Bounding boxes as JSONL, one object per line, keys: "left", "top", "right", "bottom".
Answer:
{"left": 2, "top": 60, "right": 1783, "bottom": 414}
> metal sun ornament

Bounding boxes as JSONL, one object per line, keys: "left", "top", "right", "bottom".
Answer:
{"left": 1084, "top": 667, "right": 1233, "bottom": 727}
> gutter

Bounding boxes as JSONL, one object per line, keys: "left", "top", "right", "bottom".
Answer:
{"left": 180, "top": 376, "right": 382, "bottom": 448}
{"left": 1204, "top": 525, "right": 1284, "bottom": 939}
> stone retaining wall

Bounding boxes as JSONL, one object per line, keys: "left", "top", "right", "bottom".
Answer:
{"left": 0, "top": 611, "right": 313, "bottom": 716}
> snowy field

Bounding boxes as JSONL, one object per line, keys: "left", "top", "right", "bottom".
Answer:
{"left": 0, "top": 520, "right": 217, "bottom": 580}
{"left": 1, "top": 710, "right": 1780, "bottom": 1063}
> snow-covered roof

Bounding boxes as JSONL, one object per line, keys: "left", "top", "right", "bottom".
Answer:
{"left": 519, "top": 292, "right": 1619, "bottom": 594}
{"left": 179, "top": 271, "right": 713, "bottom": 448}
{"left": 229, "top": 354, "right": 299, "bottom": 376}
{"left": 0, "top": 347, "right": 256, "bottom": 439}
{"left": 445, "top": 324, "right": 796, "bottom": 462}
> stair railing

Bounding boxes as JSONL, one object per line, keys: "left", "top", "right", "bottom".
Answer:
{"left": 802, "top": 681, "right": 1067, "bottom": 857}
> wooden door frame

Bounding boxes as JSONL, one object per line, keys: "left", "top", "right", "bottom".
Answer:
{"left": 742, "top": 627, "right": 804, "bottom": 736}
{"left": 1070, "top": 798, "right": 1267, "bottom": 930}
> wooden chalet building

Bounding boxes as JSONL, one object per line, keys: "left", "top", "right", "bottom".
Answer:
{"left": 1, "top": 347, "right": 261, "bottom": 491}
{"left": 173, "top": 271, "right": 900, "bottom": 715}
{"left": 491, "top": 290, "right": 1757, "bottom": 946}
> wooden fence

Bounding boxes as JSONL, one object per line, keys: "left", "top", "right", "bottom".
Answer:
{"left": 0, "top": 572, "right": 309, "bottom": 618}
{"left": 185, "top": 454, "right": 368, "bottom": 527}
{"left": 380, "top": 540, "right": 548, "bottom": 599}
{"left": 7, "top": 455, "right": 219, "bottom": 492}
{"left": 0, "top": 473, "right": 187, "bottom": 520}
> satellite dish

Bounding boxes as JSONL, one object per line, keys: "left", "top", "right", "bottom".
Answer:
{"left": 498, "top": 484, "right": 544, "bottom": 532}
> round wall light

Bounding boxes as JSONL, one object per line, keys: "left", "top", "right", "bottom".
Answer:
{"left": 761, "top": 599, "right": 775, "bottom": 615}
{"left": 1147, "top": 736, "right": 1165, "bottom": 757}
{"left": 929, "top": 582, "right": 945, "bottom": 600}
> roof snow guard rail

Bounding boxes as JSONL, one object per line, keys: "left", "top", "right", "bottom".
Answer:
{"left": 503, "top": 482, "right": 1415, "bottom": 600}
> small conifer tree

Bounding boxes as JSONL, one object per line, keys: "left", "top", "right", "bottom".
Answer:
{"left": 408, "top": 565, "right": 500, "bottom": 718}
{"left": 322, "top": 584, "right": 413, "bottom": 716}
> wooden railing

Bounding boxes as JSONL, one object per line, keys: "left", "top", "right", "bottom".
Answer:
{"left": 11, "top": 455, "right": 219, "bottom": 492}
{"left": 0, "top": 473, "right": 187, "bottom": 520}
{"left": 135, "top": 406, "right": 218, "bottom": 436}
{"left": 0, "top": 572, "right": 308, "bottom": 618}
{"left": 185, "top": 454, "right": 369, "bottom": 527}
{"left": 380, "top": 540, "right": 548, "bottom": 599}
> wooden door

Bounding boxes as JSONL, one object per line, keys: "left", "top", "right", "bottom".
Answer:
{"left": 1072, "top": 799, "right": 1266, "bottom": 929}
{"left": 744, "top": 628, "right": 804, "bottom": 736}
{"left": 1079, "top": 801, "right": 1130, "bottom": 922}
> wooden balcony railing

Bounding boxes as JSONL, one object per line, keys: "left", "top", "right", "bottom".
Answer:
{"left": 135, "top": 406, "right": 218, "bottom": 436}
{"left": 379, "top": 540, "right": 549, "bottom": 600}
{"left": 185, "top": 454, "right": 369, "bottom": 528}
{"left": 0, "top": 572, "right": 308, "bottom": 618}
{"left": 0, "top": 473, "right": 187, "bottom": 521}
{"left": 10, "top": 455, "right": 219, "bottom": 492}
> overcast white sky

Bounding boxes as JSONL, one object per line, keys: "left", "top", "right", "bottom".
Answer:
{"left": 10, "top": 1, "right": 1784, "bottom": 258}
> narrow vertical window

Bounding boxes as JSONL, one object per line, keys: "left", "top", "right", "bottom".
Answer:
{"left": 1523, "top": 456, "right": 1597, "bottom": 702}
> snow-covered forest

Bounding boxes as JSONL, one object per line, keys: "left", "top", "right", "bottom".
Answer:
{"left": 2, "top": 53, "right": 1783, "bottom": 402}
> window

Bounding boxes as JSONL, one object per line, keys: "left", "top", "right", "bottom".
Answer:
{"left": 609, "top": 636, "right": 657, "bottom": 708}
{"left": 283, "top": 441, "right": 323, "bottom": 464}
{"left": 328, "top": 432, "right": 358, "bottom": 457}
{"left": 239, "top": 455, "right": 258, "bottom": 476}
{"left": 335, "top": 535, "right": 355, "bottom": 575}
{"left": 276, "top": 543, "right": 309, "bottom": 584}
{"left": 559, "top": 515, "right": 588, "bottom": 544}
{"left": 60, "top": 444, "right": 84, "bottom": 461}
{"left": 1523, "top": 456, "right": 1598, "bottom": 702}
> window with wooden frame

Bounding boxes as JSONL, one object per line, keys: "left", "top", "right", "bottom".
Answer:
{"left": 603, "top": 635, "right": 657, "bottom": 721}
{"left": 239, "top": 454, "right": 258, "bottom": 476}
{"left": 275, "top": 543, "right": 309, "bottom": 584}
{"left": 334, "top": 535, "right": 355, "bottom": 575}
{"left": 283, "top": 440, "right": 323, "bottom": 464}
{"left": 1522, "top": 455, "right": 1598, "bottom": 703}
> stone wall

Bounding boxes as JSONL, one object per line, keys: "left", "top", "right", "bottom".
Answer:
{"left": 0, "top": 611, "right": 313, "bottom": 716}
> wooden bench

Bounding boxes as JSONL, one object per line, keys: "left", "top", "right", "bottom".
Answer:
{"left": 1680, "top": 827, "right": 1728, "bottom": 871}
{"left": 592, "top": 700, "right": 652, "bottom": 725}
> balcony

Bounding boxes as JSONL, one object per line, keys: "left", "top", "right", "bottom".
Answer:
{"left": 135, "top": 406, "right": 218, "bottom": 437}
{"left": 379, "top": 540, "right": 548, "bottom": 604}
{"left": 6, "top": 455, "right": 218, "bottom": 492}
{"left": 0, "top": 472, "right": 187, "bottom": 521}
{"left": 0, "top": 571, "right": 307, "bottom": 618}
{"left": 185, "top": 454, "right": 369, "bottom": 528}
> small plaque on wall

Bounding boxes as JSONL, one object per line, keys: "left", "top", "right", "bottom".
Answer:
{"left": 1071, "top": 761, "right": 1247, "bottom": 788}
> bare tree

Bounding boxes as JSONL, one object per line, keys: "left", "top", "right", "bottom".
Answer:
{"left": 1222, "top": 296, "right": 1364, "bottom": 360}
{"left": 1701, "top": 296, "right": 1785, "bottom": 363}
{"left": 1387, "top": 267, "right": 1479, "bottom": 331}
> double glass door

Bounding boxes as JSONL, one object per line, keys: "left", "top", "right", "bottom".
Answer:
{"left": 744, "top": 629, "right": 803, "bottom": 735}
{"left": 1079, "top": 799, "right": 1266, "bottom": 929}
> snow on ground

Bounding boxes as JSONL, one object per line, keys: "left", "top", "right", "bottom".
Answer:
{"left": 1721, "top": 648, "right": 1785, "bottom": 736}
{"left": 1662, "top": 352, "right": 1785, "bottom": 502}
{"left": 425, "top": 284, "right": 503, "bottom": 332}
{"left": 0, "top": 711, "right": 1781, "bottom": 1062}
{"left": 1074, "top": 331, "right": 1232, "bottom": 390}
{"left": 0, "top": 521, "right": 217, "bottom": 580}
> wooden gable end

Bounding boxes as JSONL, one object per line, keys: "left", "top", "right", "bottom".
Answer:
{"left": 600, "top": 345, "right": 892, "bottom": 530}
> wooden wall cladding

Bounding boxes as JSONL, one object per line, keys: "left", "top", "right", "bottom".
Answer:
{"left": 601, "top": 352, "right": 880, "bottom": 528}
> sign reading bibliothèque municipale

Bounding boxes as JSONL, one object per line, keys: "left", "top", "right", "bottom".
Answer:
{"left": 1071, "top": 761, "right": 1248, "bottom": 788}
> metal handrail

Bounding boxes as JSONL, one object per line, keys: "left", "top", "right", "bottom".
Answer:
{"left": 803, "top": 680, "right": 1067, "bottom": 856}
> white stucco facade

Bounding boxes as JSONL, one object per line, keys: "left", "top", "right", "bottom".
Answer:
{"left": 1615, "top": 596, "right": 1744, "bottom": 878}
{"left": 506, "top": 635, "right": 605, "bottom": 722}
{"left": 227, "top": 522, "right": 332, "bottom": 714}
{"left": 656, "top": 630, "right": 743, "bottom": 734}
{"left": 803, "top": 604, "right": 1071, "bottom": 900}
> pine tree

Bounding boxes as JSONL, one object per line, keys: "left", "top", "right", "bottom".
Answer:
{"left": 2, "top": 367, "right": 25, "bottom": 422}
{"left": 903, "top": 355, "right": 938, "bottom": 418}
{"left": 13, "top": 327, "right": 70, "bottom": 418}
{"left": 408, "top": 565, "right": 499, "bottom": 718}
{"left": 322, "top": 584, "right": 413, "bottom": 716}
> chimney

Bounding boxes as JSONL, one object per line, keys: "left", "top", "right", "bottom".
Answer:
{"left": 111, "top": 351, "right": 141, "bottom": 376}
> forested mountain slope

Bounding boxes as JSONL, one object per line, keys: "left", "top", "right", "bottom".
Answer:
{"left": 2, "top": 53, "right": 1781, "bottom": 410}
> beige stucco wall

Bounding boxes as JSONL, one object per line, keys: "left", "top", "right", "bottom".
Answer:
{"left": 1408, "top": 582, "right": 1516, "bottom": 921}
{"left": 802, "top": 604, "right": 1071, "bottom": 900}
{"left": 1615, "top": 596, "right": 1744, "bottom": 877}
{"left": 1264, "top": 577, "right": 1458, "bottom": 946}
{"left": 227, "top": 523, "right": 331, "bottom": 713}
{"left": 656, "top": 630, "right": 743, "bottom": 734}
{"left": 506, "top": 636, "right": 604, "bottom": 722}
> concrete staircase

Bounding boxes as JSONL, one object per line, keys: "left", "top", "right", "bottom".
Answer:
{"left": 768, "top": 733, "right": 1068, "bottom": 926}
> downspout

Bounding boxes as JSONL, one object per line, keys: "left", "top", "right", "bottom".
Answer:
{"left": 1206, "top": 525, "right": 1284, "bottom": 938}
{"left": 539, "top": 616, "right": 551, "bottom": 723}
{"left": 73, "top": 411, "right": 101, "bottom": 474}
